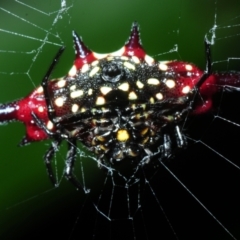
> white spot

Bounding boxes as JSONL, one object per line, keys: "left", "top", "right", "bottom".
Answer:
{"left": 136, "top": 80, "right": 144, "bottom": 89}
{"left": 131, "top": 104, "right": 136, "bottom": 110}
{"left": 155, "top": 93, "right": 163, "bottom": 100}
{"left": 132, "top": 56, "right": 140, "bottom": 64}
{"left": 88, "top": 88, "right": 93, "bottom": 95}
{"left": 144, "top": 55, "right": 154, "bottom": 65}
{"left": 70, "top": 85, "right": 76, "bottom": 91}
{"left": 96, "top": 96, "right": 106, "bottom": 105}
{"left": 100, "top": 86, "right": 112, "bottom": 95}
{"left": 57, "top": 79, "right": 66, "bottom": 88}
{"left": 70, "top": 90, "right": 84, "bottom": 99}
{"left": 165, "top": 79, "right": 175, "bottom": 88}
{"left": 159, "top": 63, "right": 168, "bottom": 71}
{"left": 71, "top": 104, "right": 79, "bottom": 113}
{"left": 118, "top": 82, "right": 129, "bottom": 91}
{"left": 185, "top": 64, "right": 193, "bottom": 71}
{"left": 124, "top": 61, "right": 135, "bottom": 70}
{"left": 89, "top": 66, "right": 100, "bottom": 77}
{"left": 110, "top": 47, "right": 125, "bottom": 56}
{"left": 91, "top": 108, "right": 97, "bottom": 113}
{"left": 38, "top": 106, "right": 44, "bottom": 112}
{"left": 93, "top": 52, "right": 108, "bottom": 59}
{"left": 37, "top": 86, "right": 43, "bottom": 94}
{"left": 121, "top": 56, "right": 129, "bottom": 60}
{"left": 55, "top": 97, "right": 64, "bottom": 107}
{"left": 91, "top": 60, "right": 99, "bottom": 66}
{"left": 128, "top": 91, "right": 138, "bottom": 100}
{"left": 182, "top": 85, "right": 191, "bottom": 94}
{"left": 149, "top": 97, "right": 154, "bottom": 104}
{"left": 81, "top": 64, "right": 89, "bottom": 73}
{"left": 147, "top": 78, "right": 160, "bottom": 85}
{"left": 68, "top": 65, "right": 77, "bottom": 76}
{"left": 47, "top": 121, "right": 54, "bottom": 130}
{"left": 107, "top": 56, "right": 114, "bottom": 61}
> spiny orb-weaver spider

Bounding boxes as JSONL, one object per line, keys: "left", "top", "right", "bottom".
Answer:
{"left": 0, "top": 22, "right": 239, "bottom": 190}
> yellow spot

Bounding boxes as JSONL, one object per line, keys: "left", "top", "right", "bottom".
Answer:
{"left": 128, "top": 91, "right": 138, "bottom": 100}
{"left": 159, "top": 63, "right": 168, "bottom": 71}
{"left": 165, "top": 79, "right": 175, "bottom": 88}
{"left": 88, "top": 88, "right": 93, "bottom": 95}
{"left": 149, "top": 97, "right": 154, "bottom": 104}
{"left": 141, "top": 127, "right": 149, "bottom": 136}
{"left": 132, "top": 56, "right": 140, "bottom": 64}
{"left": 91, "top": 60, "right": 99, "bottom": 66}
{"left": 144, "top": 55, "right": 154, "bottom": 65}
{"left": 156, "top": 93, "right": 163, "bottom": 100}
{"left": 81, "top": 64, "right": 89, "bottom": 73}
{"left": 147, "top": 78, "right": 160, "bottom": 85}
{"left": 124, "top": 61, "right": 135, "bottom": 70}
{"left": 117, "top": 129, "right": 130, "bottom": 142}
{"left": 55, "top": 97, "right": 64, "bottom": 107}
{"left": 93, "top": 52, "right": 108, "bottom": 59}
{"left": 100, "top": 144, "right": 109, "bottom": 151}
{"left": 47, "top": 121, "right": 54, "bottom": 130}
{"left": 128, "top": 149, "right": 139, "bottom": 157}
{"left": 96, "top": 135, "right": 105, "bottom": 142}
{"left": 185, "top": 64, "right": 193, "bottom": 71}
{"left": 182, "top": 85, "right": 191, "bottom": 94}
{"left": 100, "top": 86, "right": 112, "bottom": 95}
{"left": 70, "top": 85, "right": 76, "bottom": 91}
{"left": 71, "top": 104, "right": 79, "bottom": 113}
{"left": 89, "top": 66, "right": 100, "bottom": 77}
{"left": 96, "top": 96, "right": 106, "bottom": 105}
{"left": 37, "top": 86, "right": 43, "bottom": 94}
{"left": 70, "top": 90, "right": 84, "bottom": 99}
{"left": 56, "top": 79, "right": 66, "bottom": 88}
{"left": 38, "top": 106, "right": 44, "bottom": 112}
{"left": 81, "top": 107, "right": 86, "bottom": 112}
{"left": 118, "top": 82, "right": 129, "bottom": 91}
{"left": 110, "top": 47, "right": 125, "bottom": 56}
{"left": 136, "top": 80, "right": 144, "bottom": 89}
{"left": 68, "top": 65, "right": 77, "bottom": 76}
{"left": 142, "top": 136, "right": 149, "bottom": 144}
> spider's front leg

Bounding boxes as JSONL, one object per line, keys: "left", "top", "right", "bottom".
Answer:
{"left": 32, "top": 112, "right": 83, "bottom": 190}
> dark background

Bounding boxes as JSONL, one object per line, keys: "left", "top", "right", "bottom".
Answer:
{"left": 0, "top": 0, "right": 240, "bottom": 239}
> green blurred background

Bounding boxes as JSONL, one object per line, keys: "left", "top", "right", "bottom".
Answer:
{"left": 0, "top": 0, "right": 240, "bottom": 239}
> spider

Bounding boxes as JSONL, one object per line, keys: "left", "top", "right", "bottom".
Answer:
{"left": 0, "top": 22, "right": 239, "bottom": 190}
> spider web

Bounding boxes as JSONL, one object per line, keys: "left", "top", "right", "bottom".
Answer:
{"left": 0, "top": 0, "right": 240, "bottom": 239}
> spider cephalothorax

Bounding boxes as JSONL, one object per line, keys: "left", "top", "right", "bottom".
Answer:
{"left": 1, "top": 22, "right": 238, "bottom": 189}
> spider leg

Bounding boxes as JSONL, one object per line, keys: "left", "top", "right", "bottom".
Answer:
{"left": 196, "top": 38, "right": 212, "bottom": 89}
{"left": 41, "top": 46, "right": 65, "bottom": 123}
{"left": 31, "top": 112, "right": 69, "bottom": 139}
{"left": 65, "top": 138, "right": 83, "bottom": 190}
{"left": 44, "top": 139, "right": 62, "bottom": 187}
{"left": 174, "top": 125, "right": 187, "bottom": 149}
